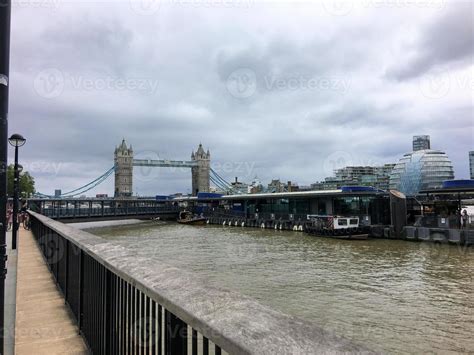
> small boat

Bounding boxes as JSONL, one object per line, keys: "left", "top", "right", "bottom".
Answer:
{"left": 305, "top": 215, "right": 369, "bottom": 240}
{"left": 177, "top": 211, "right": 207, "bottom": 225}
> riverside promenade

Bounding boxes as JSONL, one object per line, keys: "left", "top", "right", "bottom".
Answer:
{"left": 14, "top": 228, "right": 87, "bottom": 354}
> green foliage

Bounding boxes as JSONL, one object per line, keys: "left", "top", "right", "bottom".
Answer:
{"left": 7, "top": 164, "right": 36, "bottom": 197}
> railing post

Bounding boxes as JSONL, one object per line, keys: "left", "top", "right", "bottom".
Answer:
{"left": 78, "top": 249, "right": 83, "bottom": 332}
{"left": 120, "top": 279, "right": 126, "bottom": 353}
{"left": 64, "top": 239, "right": 69, "bottom": 302}
{"left": 140, "top": 292, "right": 146, "bottom": 351}
{"left": 105, "top": 269, "right": 112, "bottom": 354}
{"left": 165, "top": 310, "right": 187, "bottom": 355}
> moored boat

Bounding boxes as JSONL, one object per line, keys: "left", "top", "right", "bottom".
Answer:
{"left": 305, "top": 215, "right": 369, "bottom": 240}
{"left": 177, "top": 211, "right": 207, "bottom": 225}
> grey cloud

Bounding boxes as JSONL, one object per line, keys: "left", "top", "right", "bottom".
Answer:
{"left": 41, "top": 18, "right": 134, "bottom": 75}
{"left": 7, "top": 3, "right": 473, "bottom": 195}
{"left": 387, "top": 3, "right": 474, "bottom": 80}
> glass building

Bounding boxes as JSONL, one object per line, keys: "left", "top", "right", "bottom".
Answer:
{"left": 389, "top": 150, "right": 454, "bottom": 196}
{"left": 470, "top": 151, "right": 474, "bottom": 179}
{"left": 412, "top": 135, "right": 430, "bottom": 151}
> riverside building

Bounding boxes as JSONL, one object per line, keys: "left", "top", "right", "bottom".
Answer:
{"left": 389, "top": 137, "right": 454, "bottom": 196}
{"left": 311, "top": 164, "right": 395, "bottom": 191}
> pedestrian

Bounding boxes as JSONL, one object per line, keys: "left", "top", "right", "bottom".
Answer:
{"left": 461, "top": 209, "right": 468, "bottom": 228}
{"left": 6, "top": 206, "right": 12, "bottom": 231}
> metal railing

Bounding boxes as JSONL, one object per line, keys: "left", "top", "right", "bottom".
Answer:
{"left": 28, "top": 210, "right": 372, "bottom": 355}
{"left": 202, "top": 210, "right": 310, "bottom": 222}
{"left": 414, "top": 215, "right": 473, "bottom": 229}
{"left": 41, "top": 206, "right": 180, "bottom": 219}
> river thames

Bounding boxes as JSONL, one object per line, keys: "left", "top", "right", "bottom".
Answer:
{"left": 88, "top": 221, "right": 474, "bottom": 354}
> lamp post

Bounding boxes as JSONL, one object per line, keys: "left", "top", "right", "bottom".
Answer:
{"left": 0, "top": 2, "right": 11, "bottom": 353}
{"left": 8, "top": 133, "right": 26, "bottom": 250}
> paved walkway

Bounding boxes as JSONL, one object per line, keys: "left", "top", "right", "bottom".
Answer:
{"left": 15, "top": 228, "right": 88, "bottom": 354}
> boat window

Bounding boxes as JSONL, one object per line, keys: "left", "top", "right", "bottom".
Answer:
{"left": 350, "top": 219, "right": 358, "bottom": 225}
{"left": 337, "top": 219, "right": 347, "bottom": 226}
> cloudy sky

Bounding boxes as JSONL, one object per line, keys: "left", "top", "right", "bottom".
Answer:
{"left": 8, "top": 0, "right": 474, "bottom": 196}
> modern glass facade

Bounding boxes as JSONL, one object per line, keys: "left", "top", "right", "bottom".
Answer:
{"left": 470, "top": 151, "right": 474, "bottom": 179}
{"left": 216, "top": 193, "right": 391, "bottom": 225}
{"left": 389, "top": 149, "right": 454, "bottom": 196}
{"left": 412, "top": 135, "right": 430, "bottom": 151}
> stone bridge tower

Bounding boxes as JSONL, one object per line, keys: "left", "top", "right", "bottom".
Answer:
{"left": 114, "top": 139, "right": 133, "bottom": 197}
{"left": 191, "top": 144, "right": 210, "bottom": 195}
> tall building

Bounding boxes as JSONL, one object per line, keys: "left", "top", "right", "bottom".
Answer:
{"left": 191, "top": 144, "right": 210, "bottom": 195}
{"left": 230, "top": 177, "right": 249, "bottom": 194}
{"left": 389, "top": 149, "right": 454, "bottom": 196}
{"left": 248, "top": 176, "right": 263, "bottom": 194}
{"left": 413, "top": 135, "right": 430, "bottom": 151}
{"left": 312, "top": 164, "right": 395, "bottom": 191}
{"left": 470, "top": 151, "right": 474, "bottom": 179}
{"left": 114, "top": 139, "right": 133, "bottom": 198}
{"left": 267, "top": 179, "right": 286, "bottom": 193}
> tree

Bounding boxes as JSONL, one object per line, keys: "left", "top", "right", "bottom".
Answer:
{"left": 7, "top": 164, "right": 35, "bottom": 198}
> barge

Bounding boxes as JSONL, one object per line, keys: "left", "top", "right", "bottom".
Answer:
{"left": 304, "top": 215, "right": 370, "bottom": 240}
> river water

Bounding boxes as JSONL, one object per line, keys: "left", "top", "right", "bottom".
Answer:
{"left": 88, "top": 222, "right": 474, "bottom": 354}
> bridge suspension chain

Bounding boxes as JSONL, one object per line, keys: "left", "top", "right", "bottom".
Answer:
{"left": 210, "top": 168, "right": 242, "bottom": 194}
{"left": 60, "top": 166, "right": 115, "bottom": 196}
{"left": 209, "top": 175, "right": 230, "bottom": 192}
{"left": 35, "top": 166, "right": 115, "bottom": 198}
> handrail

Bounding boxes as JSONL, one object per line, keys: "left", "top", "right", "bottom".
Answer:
{"left": 28, "top": 210, "right": 373, "bottom": 354}
{"left": 41, "top": 206, "right": 180, "bottom": 219}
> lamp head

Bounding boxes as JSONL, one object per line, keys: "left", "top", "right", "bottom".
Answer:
{"left": 8, "top": 133, "right": 26, "bottom": 148}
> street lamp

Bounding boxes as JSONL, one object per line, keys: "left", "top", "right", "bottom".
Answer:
{"left": 8, "top": 133, "right": 26, "bottom": 250}
{"left": 1, "top": 3, "right": 12, "bottom": 353}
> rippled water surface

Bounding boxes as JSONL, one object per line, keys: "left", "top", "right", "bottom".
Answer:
{"left": 89, "top": 222, "right": 474, "bottom": 354}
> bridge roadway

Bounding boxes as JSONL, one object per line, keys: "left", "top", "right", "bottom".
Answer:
{"left": 15, "top": 228, "right": 87, "bottom": 354}
{"left": 132, "top": 158, "right": 197, "bottom": 168}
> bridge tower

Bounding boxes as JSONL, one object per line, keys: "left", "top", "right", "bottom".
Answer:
{"left": 191, "top": 144, "right": 210, "bottom": 195}
{"left": 114, "top": 139, "right": 133, "bottom": 197}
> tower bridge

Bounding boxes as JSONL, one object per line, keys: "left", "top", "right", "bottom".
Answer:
{"left": 114, "top": 139, "right": 210, "bottom": 197}
{"left": 35, "top": 139, "right": 233, "bottom": 199}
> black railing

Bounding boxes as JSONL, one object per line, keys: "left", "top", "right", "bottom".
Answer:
{"left": 30, "top": 211, "right": 220, "bottom": 354}
{"left": 41, "top": 206, "right": 180, "bottom": 219}
{"left": 414, "top": 215, "right": 473, "bottom": 229}
{"left": 203, "top": 210, "right": 310, "bottom": 222}
{"left": 28, "top": 210, "right": 371, "bottom": 354}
